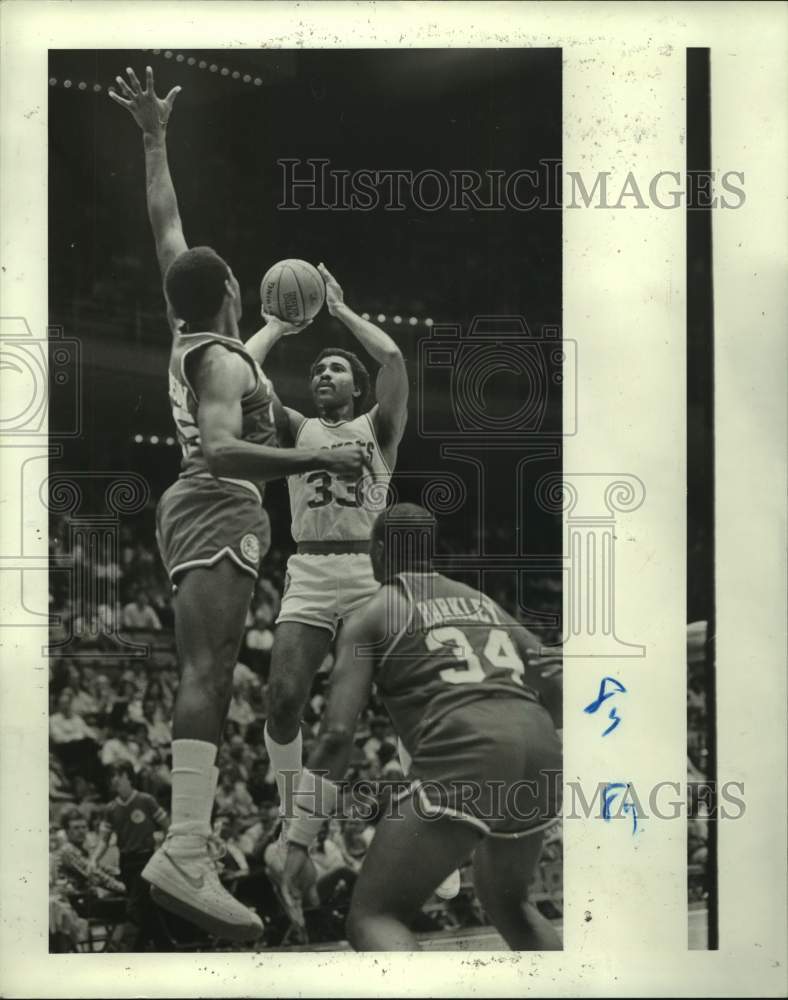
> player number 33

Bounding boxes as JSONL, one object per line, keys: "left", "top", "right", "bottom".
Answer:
{"left": 306, "top": 470, "right": 363, "bottom": 509}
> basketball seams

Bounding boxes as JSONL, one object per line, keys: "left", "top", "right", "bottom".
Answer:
{"left": 289, "top": 264, "right": 307, "bottom": 322}
{"left": 262, "top": 259, "right": 324, "bottom": 323}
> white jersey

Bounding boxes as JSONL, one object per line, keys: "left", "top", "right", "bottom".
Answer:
{"left": 289, "top": 413, "right": 392, "bottom": 542}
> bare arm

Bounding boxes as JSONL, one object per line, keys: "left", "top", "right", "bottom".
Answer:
{"left": 109, "top": 66, "right": 186, "bottom": 281}
{"left": 319, "top": 264, "right": 408, "bottom": 453}
{"left": 195, "top": 346, "right": 371, "bottom": 482}
{"left": 303, "top": 605, "right": 382, "bottom": 781}
{"left": 245, "top": 315, "right": 308, "bottom": 440}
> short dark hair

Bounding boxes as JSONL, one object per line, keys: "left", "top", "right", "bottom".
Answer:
{"left": 372, "top": 503, "right": 437, "bottom": 576}
{"left": 61, "top": 808, "right": 85, "bottom": 831}
{"left": 112, "top": 760, "right": 136, "bottom": 784}
{"left": 164, "top": 246, "right": 231, "bottom": 325}
{"left": 310, "top": 348, "right": 372, "bottom": 413}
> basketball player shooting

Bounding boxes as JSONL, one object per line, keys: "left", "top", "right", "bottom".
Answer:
{"left": 242, "top": 268, "right": 470, "bottom": 906}
{"left": 108, "top": 66, "right": 371, "bottom": 942}
{"left": 243, "top": 269, "right": 408, "bottom": 795}
{"left": 281, "top": 504, "right": 564, "bottom": 951}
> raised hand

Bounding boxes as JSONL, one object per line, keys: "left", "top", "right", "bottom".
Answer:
{"left": 261, "top": 313, "right": 313, "bottom": 338}
{"left": 317, "top": 263, "right": 345, "bottom": 316}
{"left": 108, "top": 65, "right": 181, "bottom": 134}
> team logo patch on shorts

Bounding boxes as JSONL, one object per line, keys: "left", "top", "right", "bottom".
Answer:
{"left": 240, "top": 533, "right": 260, "bottom": 564}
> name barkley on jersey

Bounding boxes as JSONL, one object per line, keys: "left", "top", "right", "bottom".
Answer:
{"left": 416, "top": 595, "right": 501, "bottom": 630}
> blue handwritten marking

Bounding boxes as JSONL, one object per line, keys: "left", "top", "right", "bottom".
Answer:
{"left": 584, "top": 676, "right": 627, "bottom": 715}
{"left": 602, "top": 782, "right": 639, "bottom": 834}
{"left": 602, "top": 706, "right": 622, "bottom": 737}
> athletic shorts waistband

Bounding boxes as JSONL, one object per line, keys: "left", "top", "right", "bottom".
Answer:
{"left": 296, "top": 540, "right": 371, "bottom": 555}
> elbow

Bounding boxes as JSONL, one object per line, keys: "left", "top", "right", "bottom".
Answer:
{"left": 203, "top": 441, "right": 232, "bottom": 478}
{"left": 381, "top": 346, "right": 405, "bottom": 367}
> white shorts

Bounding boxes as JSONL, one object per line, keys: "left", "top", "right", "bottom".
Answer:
{"left": 276, "top": 553, "right": 380, "bottom": 638}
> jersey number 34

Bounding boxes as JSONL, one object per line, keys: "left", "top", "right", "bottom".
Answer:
{"left": 426, "top": 626, "right": 525, "bottom": 686}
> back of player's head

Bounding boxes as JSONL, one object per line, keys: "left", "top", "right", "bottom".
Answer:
{"left": 164, "top": 246, "right": 231, "bottom": 325}
{"left": 372, "top": 503, "right": 437, "bottom": 579}
{"left": 310, "top": 347, "right": 371, "bottom": 412}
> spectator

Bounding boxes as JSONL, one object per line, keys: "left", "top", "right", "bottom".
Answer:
{"left": 50, "top": 688, "right": 104, "bottom": 789}
{"left": 141, "top": 697, "right": 172, "bottom": 749}
{"left": 93, "top": 762, "right": 169, "bottom": 951}
{"left": 226, "top": 682, "right": 257, "bottom": 731}
{"left": 242, "top": 605, "right": 275, "bottom": 677}
{"left": 143, "top": 676, "right": 173, "bottom": 714}
{"left": 214, "top": 769, "right": 255, "bottom": 818}
{"left": 310, "top": 823, "right": 358, "bottom": 905}
{"left": 69, "top": 666, "right": 100, "bottom": 718}
{"left": 100, "top": 727, "right": 136, "bottom": 769}
{"left": 125, "top": 724, "right": 157, "bottom": 774}
{"left": 122, "top": 590, "right": 161, "bottom": 631}
{"left": 247, "top": 756, "right": 278, "bottom": 808}
{"left": 54, "top": 809, "right": 125, "bottom": 898}
{"left": 233, "top": 661, "right": 259, "bottom": 689}
{"left": 227, "top": 733, "right": 255, "bottom": 780}
{"left": 49, "top": 753, "right": 77, "bottom": 818}
{"left": 362, "top": 715, "right": 397, "bottom": 765}
{"left": 336, "top": 816, "right": 375, "bottom": 873}
{"left": 213, "top": 812, "right": 250, "bottom": 876}
{"left": 92, "top": 673, "right": 117, "bottom": 723}
{"left": 118, "top": 677, "right": 144, "bottom": 725}
{"left": 377, "top": 741, "right": 405, "bottom": 778}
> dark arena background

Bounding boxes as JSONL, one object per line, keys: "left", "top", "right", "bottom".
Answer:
{"left": 46, "top": 47, "right": 566, "bottom": 951}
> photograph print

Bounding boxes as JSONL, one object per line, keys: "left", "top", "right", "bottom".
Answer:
{"left": 46, "top": 47, "right": 565, "bottom": 953}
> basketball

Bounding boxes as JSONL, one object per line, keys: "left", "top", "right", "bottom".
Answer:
{"left": 260, "top": 258, "right": 325, "bottom": 323}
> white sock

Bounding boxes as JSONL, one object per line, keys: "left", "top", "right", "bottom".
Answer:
{"left": 208, "top": 765, "right": 219, "bottom": 828}
{"left": 264, "top": 723, "right": 302, "bottom": 817}
{"left": 397, "top": 738, "right": 412, "bottom": 776}
{"left": 169, "top": 739, "right": 217, "bottom": 838}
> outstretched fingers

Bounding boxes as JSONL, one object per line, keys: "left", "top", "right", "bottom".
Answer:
{"left": 114, "top": 74, "right": 135, "bottom": 99}
{"left": 125, "top": 66, "right": 142, "bottom": 94}
{"left": 164, "top": 85, "right": 183, "bottom": 110}
{"left": 107, "top": 88, "right": 132, "bottom": 109}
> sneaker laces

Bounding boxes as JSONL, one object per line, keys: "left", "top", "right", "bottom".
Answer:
{"left": 163, "top": 832, "right": 228, "bottom": 869}
{"left": 206, "top": 835, "right": 227, "bottom": 864}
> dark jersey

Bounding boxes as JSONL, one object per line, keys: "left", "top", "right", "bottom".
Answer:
{"left": 105, "top": 790, "right": 166, "bottom": 856}
{"left": 167, "top": 331, "right": 278, "bottom": 499}
{"left": 376, "top": 572, "right": 540, "bottom": 756}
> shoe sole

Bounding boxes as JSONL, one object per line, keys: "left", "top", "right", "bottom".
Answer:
{"left": 149, "top": 885, "right": 262, "bottom": 943}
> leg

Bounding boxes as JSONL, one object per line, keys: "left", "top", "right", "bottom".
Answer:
{"left": 266, "top": 622, "right": 332, "bottom": 745}
{"left": 142, "top": 558, "right": 263, "bottom": 942}
{"left": 395, "top": 740, "right": 460, "bottom": 901}
{"left": 347, "top": 794, "right": 480, "bottom": 951}
{"left": 172, "top": 560, "right": 255, "bottom": 745}
{"left": 264, "top": 622, "right": 332, "bottom": 811}
{"left": 471, "top": 830, "right": 562, "bottom": 950}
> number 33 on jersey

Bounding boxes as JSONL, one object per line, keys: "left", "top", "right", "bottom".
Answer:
{"left": 289, "top": 414, "right": 391, "bottom": 542}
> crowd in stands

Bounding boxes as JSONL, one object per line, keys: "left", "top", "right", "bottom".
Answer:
{"left": 48, "top": 511, "right": 564, "bottom": 951}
